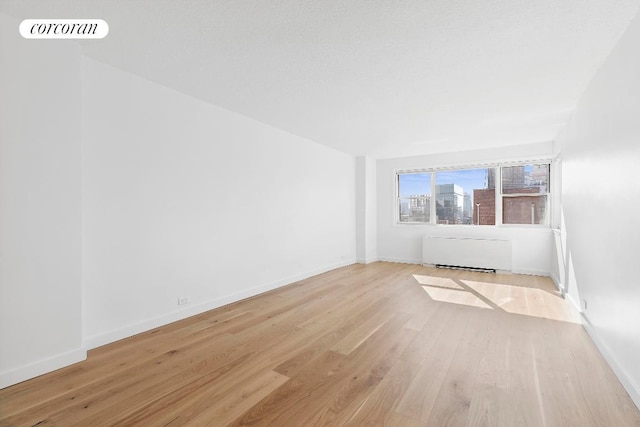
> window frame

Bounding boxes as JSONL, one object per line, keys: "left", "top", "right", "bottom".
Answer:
{"left": 499, "top": 163, "right": 551, "bottom": 226}
{"left": 396, "top": 171, "right": 433, "bottom": 224}
{"left": 395, "top": 160, "right": 552, "bottom": 227}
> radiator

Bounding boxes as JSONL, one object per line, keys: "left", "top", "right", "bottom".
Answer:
{"left": 422, "top": 236, "right": 512, "bottom": 272}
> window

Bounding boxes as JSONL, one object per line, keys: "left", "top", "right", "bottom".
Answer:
{"left": 397, "top": 172, "right": 431, "bottom": 223}
{"left": 396, "top": 162, "right": 551, "bottom": 226}
{"left": 435, "top": 168, "right": 494, "bottom": 225}
{"left": 501, "top": 164, "right": 549, "bottom": 225}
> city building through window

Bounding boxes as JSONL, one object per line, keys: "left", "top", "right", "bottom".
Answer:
{"left": 398, "top": 173, "right": 431, "bottom": 223}
{"left": 396, "top": 163, "right": 550, "bottom": 226}
{"left": 501, "top": 164, "right": 550, "bottom": 225}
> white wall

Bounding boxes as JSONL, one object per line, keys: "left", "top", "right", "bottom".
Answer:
{"left": 356, "top": 156, "right": 377, "bottom": 263}
{"left": 81, "top": 58, "right": 356, "bottom": 348}
{"left": 376, "top": 142, "right": 556, "bottom": 275}
{"left": 557, "top": 12, "right": 640, "bottom": 407}
{"left": 0, "top": 13, "right": 85, "bottom": 388}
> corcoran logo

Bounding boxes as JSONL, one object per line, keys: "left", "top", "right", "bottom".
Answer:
{"left": 19, "top": 19, "right": 109, "bottom": 39}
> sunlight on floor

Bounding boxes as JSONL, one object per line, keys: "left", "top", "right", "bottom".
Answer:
{"left": 422, "top": 286, "right": 493, "bottom": 309}
{"left": 413, "top": 274, "right": 581, "bottom": 324}
{"left": 412, "top": 275, "right": 464, "bottom": 290}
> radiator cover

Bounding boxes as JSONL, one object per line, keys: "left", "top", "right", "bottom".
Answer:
{"left": 422, "top": 236, "right": 512, "bottom": 272}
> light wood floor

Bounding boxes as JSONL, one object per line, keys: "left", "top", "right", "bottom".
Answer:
{"left": 1, "top": 262, "right": 639, "bottom": 426}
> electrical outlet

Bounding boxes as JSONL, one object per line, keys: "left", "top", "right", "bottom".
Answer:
{"left": 583, "top": 299, "right": 588, "bottom": 311}
{"left": 178, "top": 297, "right": 190, "bottom": 306}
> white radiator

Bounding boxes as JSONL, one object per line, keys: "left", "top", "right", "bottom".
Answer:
{"left": 422, "top": 236, "right": 512, "bottom": 271}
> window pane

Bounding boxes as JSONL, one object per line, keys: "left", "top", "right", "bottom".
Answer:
{"left": 503, "top": 195, "right": 547, "bottom": 225}
{"left": 501, "top": 164, "right": 549, "bottom": 194}
{"left": 399, "top": 197, "right": 430, "bottom": 222}
{"left": 435, "top": 168, "right": 495, "bottom": 225}
{"left": 398, "top": 173, "right": 431, "bottom": 223}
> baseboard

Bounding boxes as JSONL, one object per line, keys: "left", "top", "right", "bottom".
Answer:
{"left": 548, "top": 272, "right": 563, "bottom": 292}
{"left": 356, "top": 257, "right": 379, "bottom": 264}
{"left": 376, "top": 260, "right": 552, "bottom": 278}
{"left": 83, "top": 258, "right": 356, "bottom": 350}
{"left": 547, "top": 273, "right": 583, "bottom": 313}
{"left": 0, "top": 347, "right": 86, "bottom": 389}
{"left": 580, "top": 313, "right": 640, "bottom": 410}
{"left": 376, "top": 256, "right": 422, "bottom": 265}
{"left": 510, "top": 268, "right": 551, "bottom": 277}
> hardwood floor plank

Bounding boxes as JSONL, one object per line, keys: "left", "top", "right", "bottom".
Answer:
{"left": 1, "top": 263, "right": 638, "bottom": 426}
{"left": 549, "top": 319, "right": 639, "bottom": 426}
{"left": 403, "top": 294, "right": 442, "bottom": 332}
{"left": 307, "top": 321, "right": 417, "bottom": 426}
{"left": 116, "top": 369, "right": 290, "bottom": 427}
{"left": 399, "top": 301, "right": 454, "bottom": 366}
{"left": 534, "top": 323, "right": 595, "bottom": 426}
{"left": 467, "top": 310, "right": 512, "bottom": 427}
{"left": 502, "top": 315, "right": 547, "bottom": 427}
{"left": 188, "top": 370, "right": 290, "bottom": 426}
{"left": 423, "top": 306, "right": 496, "bottom": 426}
{"left": 101, "top": 326, "right": 304, "bottom": 425}
{"left": 229, "top": 350, "right": 348, "bottom": 426}
{"left": 342, "top": 359, "right": 421, "bottom": 426}
{"left": 273, "top": 296, "right": 398, "bottom": 378}
{"left": 329, "top": 307, "right": 396, "bottom": 355}
{"left": 395, "top": 304, "right": 474, "bottom": 421}
{"left": 222, "top": 282, "right": 345, "bottom": 335}
{"left": 2, "top": 334, "right": 247, "bottom": 426}
{"left": 385, "top": 411, "right": 421, "bottom": 427}
{"left": 0, "top": 308, "right": 248, "bottom": 415}
{"left": 230, "top": 312, "right": 416, "bottom": 426}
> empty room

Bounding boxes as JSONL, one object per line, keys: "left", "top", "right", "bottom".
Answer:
{"left": 1, "top": 0, "right": 639, "bottom": 425}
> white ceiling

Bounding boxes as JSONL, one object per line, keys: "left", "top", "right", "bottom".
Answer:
{"left": 3, "top": 0, "right": 640, "bottom": 158}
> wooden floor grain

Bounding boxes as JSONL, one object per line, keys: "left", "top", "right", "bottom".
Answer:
{"left": 1, "top": 262, "right": 639, "bottom": 426}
